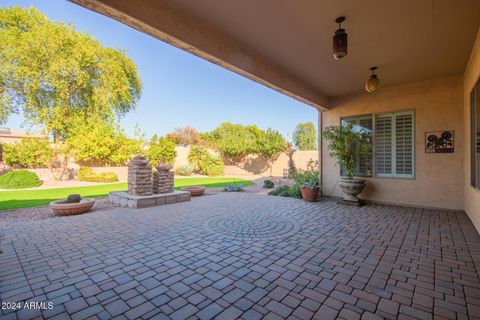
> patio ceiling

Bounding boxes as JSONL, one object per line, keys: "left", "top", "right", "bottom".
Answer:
{"left": 71, "top": 0, "right": 480, "bottom": 110}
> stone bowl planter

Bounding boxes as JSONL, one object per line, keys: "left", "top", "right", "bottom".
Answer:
{"left": 50, "top": 199, "right": 95, "bottom": 216}
{"left": 155, "top": 165, "right": 173, "bottom": 171}
{"left": 181, "top": 186, "right": 206, "bottom": 196}
{"left": 339, "top": 178, "right": 365, "bottom": 202}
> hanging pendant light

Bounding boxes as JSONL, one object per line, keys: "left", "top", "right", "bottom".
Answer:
{"left": 365, "top": 66, "right": 380, "bottom": 93}
{"left": 332, "top": 16, "right": 348, "bottom": 60}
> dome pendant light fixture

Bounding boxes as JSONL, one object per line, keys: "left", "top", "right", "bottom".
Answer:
{"left": 332, "top": 16, "right": 348, "bottom": 60}
{"left": 365, "top": 66, "right": 380, "bottom": 93}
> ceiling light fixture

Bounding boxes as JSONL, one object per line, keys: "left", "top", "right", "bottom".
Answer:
{"left": 332, "top": 16, "right": 347, "bottom": 60}
{"left": 365, "top": 66, "right": 380, "bottom": 93}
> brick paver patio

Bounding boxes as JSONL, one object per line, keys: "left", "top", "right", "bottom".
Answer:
{"left": 1, "top": 193, "right": 480, "bottom": 319}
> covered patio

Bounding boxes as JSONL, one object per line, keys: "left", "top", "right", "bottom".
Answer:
{"left": 2, "top": 0, "right": 480, "bottom": 319}
{"left": 2, "top": 193, "right": 480, "bottom": 319}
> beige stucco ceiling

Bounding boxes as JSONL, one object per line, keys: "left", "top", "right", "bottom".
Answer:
{"left": 71, "top": 0, "right": 480, "bottom": 109}
{"left": 171, "top": 0, "right": 480, "bottom": 97}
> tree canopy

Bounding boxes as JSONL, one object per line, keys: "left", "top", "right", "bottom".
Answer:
{"left": 146, "top": 134, "right": 177, "bottom": 166}
{"left": 166, "top": 126, "right": 203, "bottom": 146}
{"left": 0, "top": 6, "right": 142, "bottom": 179}
{"left": 292, "top": 122, "right": 317, "bottom": 150}
{"left": 205, "top": 122, "right": 278, "bottom": 162}
{"left": 0, "top": 6, "right": 142, "bottom": 136}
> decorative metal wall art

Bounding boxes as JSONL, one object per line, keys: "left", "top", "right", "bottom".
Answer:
{"left": 425, "top": 130, "right": 454, "bottom": 153}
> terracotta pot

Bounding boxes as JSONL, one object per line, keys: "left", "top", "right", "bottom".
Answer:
{"left": 301, "top": 187, "right": 319, "bottom": 202}
{"left": 181, "top": 186, "right": 206, "bottom": 196}
{"left": 339, "top": 178, "right": 365, "bottom": 202}
{"left": 50, "top": 198, "right": 95, "bottom": 216}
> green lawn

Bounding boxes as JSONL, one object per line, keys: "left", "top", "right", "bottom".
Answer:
{"left": 0, "top": 177, "right": 253, "bottom": 210}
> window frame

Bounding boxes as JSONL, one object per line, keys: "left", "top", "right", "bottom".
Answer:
{"left": 339, "top": 109, "right": 415, "bottom": 180}
{"left": 340, "top": 114, "right": 373, "bottom": 177}
{"left": 471, "top": 78, "right": 480, "bottom": 190}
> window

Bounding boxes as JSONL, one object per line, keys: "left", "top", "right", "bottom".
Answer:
{"left": 340, "top": 111, "right": 415, "bottom": 179}
{"left": 341, "top": 115, "right": 373, "bottom": 177}
{"left": 375, "top": 111, "right": 414, "bottom": 178}
{"left": 471, "top": 79, "right": 480, "bottom": 189}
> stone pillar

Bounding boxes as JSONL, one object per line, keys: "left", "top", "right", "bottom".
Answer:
{"left": 153, "top": 165, "right": 174, "bottom": 194}
{"left": 128, "top": 155, "right": 153, "bottom": 196}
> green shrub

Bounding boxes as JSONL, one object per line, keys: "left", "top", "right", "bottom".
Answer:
{"left": 3, "top": 138, "right": 52, "bottom": 168}
{"left": 188, "top": 146, "right": 224, "bottom": 176}
{"left": 0, "top": 170, "right": 42, "bottom": 189}
{"left": 268, "top": 183, "right": 302, "bottom": 198}
{"left": 146, "top": 134, "right": 177, "bottom": 166}
{"left": 223, "top": 184, "right": 245, "bottom": 192}
{"left": 263, "top": 179, "right": 274, "bottom": 189}
{"left": 77, "top": 167, "right": 119, "bottom": 183}
{"left": 174, "top": 165, "right": 193, "bottom": 176}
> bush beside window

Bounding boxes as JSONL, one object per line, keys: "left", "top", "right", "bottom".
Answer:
{"left": 77, "top": 167, "right": 119, "bottom": 183}
{"left": 0, "top": 170, "right": 42, "bottom": 189}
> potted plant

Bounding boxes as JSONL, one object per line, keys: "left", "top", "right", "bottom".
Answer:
{"left": 322, "top": 124, "right": 367, "bottom": 203}
{"left": 296, "top": 165, "right": 320, "bottom": 202}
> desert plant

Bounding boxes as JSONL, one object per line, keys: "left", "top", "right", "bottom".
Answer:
{"left": 268, "top": 184, "right": 302, "bottom": 198}
{"left": 188, "top": 146, "right": 224, "bottom": 176}
{"left": 322, "top": 124, "right": 369, "bottom": 179}
{"left": 77, "top": 167, "right": 119, "bottom": 183}
{"left": 263, "top": 179, "right": 274, "bottom": 189}
{"left": 295, "top": 170, "right": 319, "bottom": 189}
{"left": 175, "top": 165, "right": 194, "bottom": 176}
{"left": 284, "top": 142, "right": 297, "bottom": 178}
{"left": 0, "top": 170, "right": 42, "bottom": 189}
{"left": 223, "top": 184, "right": 245, "bottom": 192}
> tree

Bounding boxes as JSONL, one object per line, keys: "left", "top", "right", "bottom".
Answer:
{"left": 284, "top": 141, "right": 297, "bottom": 178}
{"left": 205, "top": 122, "right": 263, "bottom": 163}
{"left": 322, "top": 124, "right": 369, "bottom": 178}
{"left": 0, "top": 7, "right": 142, "bottom": 179}
{"left": 66, "top": 118, "right": 143, "bottom": 166}
{"left": 292, "top": 122, "right": 317, "bottom": 150}
{"left": 166, "top": 126, "right": 203, "bottom": 146}
{"left": 257, "top": 129, "right": 287, "bottom": 176}
{"left": 146, "top": 134, "right": 177, "bottom": 166}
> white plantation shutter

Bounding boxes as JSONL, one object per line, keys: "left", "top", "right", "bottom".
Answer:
{"left": 394, "top": 113, "right": 414, "bottom": 176}
{"left": 375, "top": 114, "right": 393, "bottom": 176}
{"left": 375, "top": 111, "right": 414, "bottom": 178}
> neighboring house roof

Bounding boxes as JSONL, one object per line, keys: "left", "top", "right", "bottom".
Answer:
{"left": 0, "top": 127, "right": 45, "bottom": 140}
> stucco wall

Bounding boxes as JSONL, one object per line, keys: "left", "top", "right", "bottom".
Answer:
{"left": 464, "top": 28, "right": 480, "bottom": 232}
{"left": 322, "top": 76, "right": 464, "bottom": 210}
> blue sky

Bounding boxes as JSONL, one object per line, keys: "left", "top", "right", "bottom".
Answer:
{"left": 2, "top": 0, "right": 318, "bottom": 138}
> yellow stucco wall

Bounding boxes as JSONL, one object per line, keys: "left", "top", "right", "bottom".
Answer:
{"left": 322, "top": 76, "right": 464, "bottom": 210}
{"left": 464, "top": 28, "right": 480, "bottom": 232}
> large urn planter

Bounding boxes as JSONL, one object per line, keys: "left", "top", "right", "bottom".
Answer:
{"left": 301, "top": 187, "right": 319, "bottom": 202}
{"left": 339, "top": 178, "right": 365, "bottom": 203}
{"left": 50, "top": 198, "right": 95, "bottom": 216}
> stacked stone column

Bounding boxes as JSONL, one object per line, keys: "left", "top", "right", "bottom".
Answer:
{"left": 128, "top": 155, "right": 153, "bottom": 196}
{"left": 153, "top": 166, "right": 174, "bottom": 194}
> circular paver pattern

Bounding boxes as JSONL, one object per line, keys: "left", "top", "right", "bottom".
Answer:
{"left": 202, "top": 210, "right": 301, "bottom": 240}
